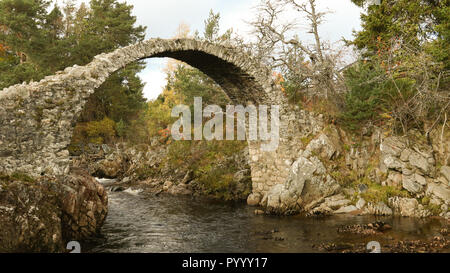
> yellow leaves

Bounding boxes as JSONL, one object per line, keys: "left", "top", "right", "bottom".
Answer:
{"left": 0, "top": 43, "right": 10, "bottom": 59}
{"left": 379, "top": 112, "right": 394, "bottom": 137}
{"left": 0, "top": 43, "right": 8, "bottom": 53}
{"left": 380, "top": 112, "right": 392, "bottom": 119}
{"left": 85, "top": 117, "right": 116, "bottom": 143}
{"left": 273, "top": 71, "right": 284, "bottom": 84}
{"left": 272, "top": 72, "right": 286, "bottom": 94}
{"left": 70, "top": 117, "right": 117, "bottom": 145}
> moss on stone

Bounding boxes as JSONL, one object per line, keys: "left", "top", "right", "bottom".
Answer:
{"left": 0, "top": 172, "right": 36, "bottom": 183}
{"left": 425, "top": 203, "right": 442, "bottom": 216}
{"left": 360, "top": 182, "right": 410, "bottom": 204}
{"left": 300, "top": 134, "right": 315, "bottom": 146}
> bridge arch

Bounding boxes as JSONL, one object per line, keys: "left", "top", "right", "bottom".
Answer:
{"left": 0, "top": 38, "right": 301, "bottom": 200}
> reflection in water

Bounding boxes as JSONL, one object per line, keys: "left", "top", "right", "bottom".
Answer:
{"left": 86, "top": 188, "right": 447, "bottom": 253}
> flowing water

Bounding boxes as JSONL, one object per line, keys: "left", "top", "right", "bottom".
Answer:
{"left": 86, "top": 179, "right": 448, "bottom": 253}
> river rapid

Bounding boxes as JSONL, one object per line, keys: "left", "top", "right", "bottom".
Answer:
{"left": 85, "top": 179, "right": 449, "bottom": 253}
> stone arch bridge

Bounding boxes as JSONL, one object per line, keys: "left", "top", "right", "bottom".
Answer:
{"left": 0, "top": 38, "right": 305, "bottom": 203}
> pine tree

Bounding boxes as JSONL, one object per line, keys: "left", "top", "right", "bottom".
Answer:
{"left": 0, "top": 0, "right": 148, "bottom": 145}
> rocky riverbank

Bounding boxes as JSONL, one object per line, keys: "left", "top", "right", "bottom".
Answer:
{"left": 3, "top": 109, "right": 446, "bottom": 252}
{"left": 0, "top": 169, "right": 107, "bottom": 252}
{"left": 249, "top": 116, "right": 450, "bottom": 218}
{"left": 69, "top": 112, "right": 450, "bottom": 221}
{"left": 71, "top": 140, "right": 252, "bottom": 201}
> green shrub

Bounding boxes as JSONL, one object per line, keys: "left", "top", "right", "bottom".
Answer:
{"left": 339, "top": 61, "right": 416, "bottom": 132}
{"left": 86, "top": 117, "right": 117, "bottom": 143}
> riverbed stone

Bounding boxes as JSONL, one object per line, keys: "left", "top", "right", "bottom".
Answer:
{"left": 247, "top": 193, "right": 262, "bottom": 206}
{"left": 168, "top": 183, "right": 192, "bottom": 195}
{"left": 163, "top": 181, "right": 173, "bottom": 191}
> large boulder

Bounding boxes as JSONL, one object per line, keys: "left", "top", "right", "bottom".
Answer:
{"left": 260, "top": 128, "right": 342, "bottom": 215}
{"left": 92, "top": 152, "right": 126, "bottom": 178}
{"left": 0, "top": 178, "right": 63, "bottom": 252}
{"left": 309, "top": 193, "right": 356, "bottom": 215}
{"left": 247, "top": 192, "right": 262, "bottom": 206}
{"left": 303, "top": 131, "right": 341, "bottom": 160}
{"left": 261, "top": 154, "right": 340, "bottom": 215}
{"left": 60, "top": 169, "right": 108, "bottom": 241}
{"left": 388, "top": 197, "right": 430, "bottom": 218}
{"left": 0, "top": 169, "right": 108, "bottom": 253}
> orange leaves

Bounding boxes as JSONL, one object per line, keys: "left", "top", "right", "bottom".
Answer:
{"left": 158, "top": 128, "right": 170, "bottom": 138}
{"left": 272, "top": 71, "right": 286, "bottom": 95}
{"left": 158, "top": 128, "right": 172, "bottom": 144}
{"left": 0, "top": 43, "right": 9, "bottom": 56}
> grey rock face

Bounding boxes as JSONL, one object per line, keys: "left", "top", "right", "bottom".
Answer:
{"left": 388, "top": 197, "right": 430, "bottom": 218}
{"left": 59, "top": 169, "right": 108, "bottom": 241}
{"left": 426, "top": 183, "right": 450, "bottom": 205}
{"left": 356, "top": 198, "right": 366, "bottom": 210}
{"left": 380, "top": 137, "right": 406, "bottom": 157}
{"left": 261, "top": 145, "right": 341, "bottom": 214}
{"left": 379, "top": 137, "right": 447, "bottom": 205}
{"left": 441, "top": 166, "right": 450, "bottom": 183}
{"left": 363, "top": 202, "right": 393, "bottom": 216}
{"left": 402, "top": 174, "right": 425, "bottom": 194}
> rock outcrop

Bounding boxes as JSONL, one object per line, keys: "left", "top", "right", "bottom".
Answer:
{"left": 379, "top": 136, "right": 450, "bottom": 218}
{"left": 259, "top": 127, "right": 342, "bottom": 215}
{"left": 255, "top": 124, "right": 449, "bottom": 218}
{"left": 0, "top": 170, "right": 108, "bottom": 252}
{"left": 388, "top": 197, "right": 431, "bottom": 218}
{"left": 92, "top": 152, "right": 126, "bottom": 179}
{"left": 60, "top": 169, "right": 108, "bottom": 241}
{"left": 0, "top": 178, "right": 63, "bottom": 252}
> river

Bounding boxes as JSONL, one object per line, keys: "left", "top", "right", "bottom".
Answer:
{"left": 85, "top": 179, "right": 449, "bottom": 253}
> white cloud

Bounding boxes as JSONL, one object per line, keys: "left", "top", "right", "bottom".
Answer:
{"left": 140, "top": 58, "right": 168, "bottom": 101}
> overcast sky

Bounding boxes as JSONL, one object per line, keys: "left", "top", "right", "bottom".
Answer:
{"left": 58, "top": 0, "right": 363, "bottom": 100}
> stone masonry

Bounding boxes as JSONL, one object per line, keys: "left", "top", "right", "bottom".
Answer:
{"left": 0, "top": 38, "right": 303, "bottom": 200}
